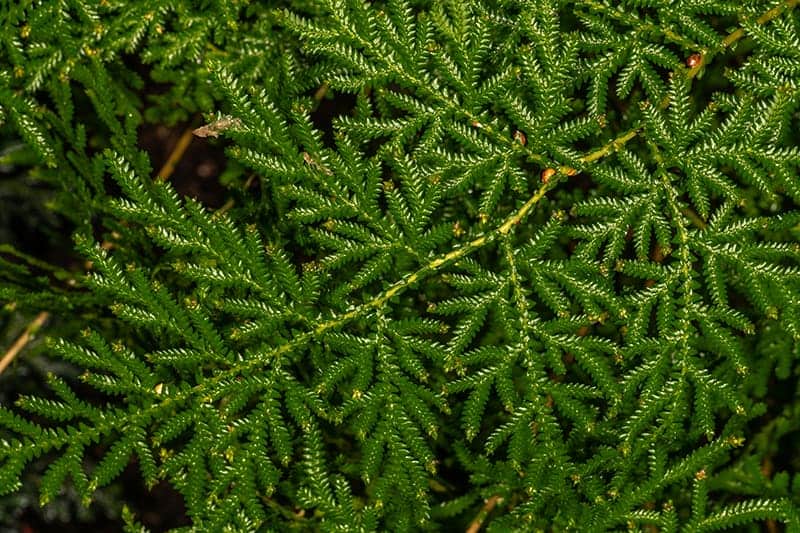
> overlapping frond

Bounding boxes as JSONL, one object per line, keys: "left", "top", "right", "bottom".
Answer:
{"left": 1, "top": 0, "right": 799, "bottom": 531}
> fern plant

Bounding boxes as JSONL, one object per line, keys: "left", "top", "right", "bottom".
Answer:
{"left": 2, "top": 0, "right": 800, "bottom": 531}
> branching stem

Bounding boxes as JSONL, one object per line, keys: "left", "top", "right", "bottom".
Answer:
{"left": 685, "top": 0, "right": 798, "bottom": 80}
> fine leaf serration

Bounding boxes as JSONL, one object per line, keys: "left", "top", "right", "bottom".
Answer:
{"left": 1, "top": 0, "right": 800, "bottom": 531}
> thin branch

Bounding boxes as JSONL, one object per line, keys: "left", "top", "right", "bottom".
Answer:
{"left": 312, "top": 82, "right": 330, "bottom": 111}
{"left": 686, "top": 0, "right": 798, "bottom": 79}
{"left": 466, "top": 495, "right": 503, "bottom": 533}
{"left": 215, "top": 174, "right": 257, "bottom": 215}
{"left": 0, "top": 311, "right": 50, "bottom": 376}
{"left": 681, "top": 207, "right": 708, "bottom": 230}
{"left": 723, "top": 0, "right": 798, "bottom": 47}
{"left": 156, "top": 125, "right": 196, "bottom": 181}
{"left": 577, "top": 127, "right": 640, "bottom": 165}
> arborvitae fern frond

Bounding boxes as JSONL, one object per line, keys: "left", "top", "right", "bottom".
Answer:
{"left": 1, "top": 0, "right": 800, "bottom": 531}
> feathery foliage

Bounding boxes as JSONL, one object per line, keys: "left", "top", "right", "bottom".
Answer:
{"left": 2, "top": 0, "right": 800, "bottom": 530}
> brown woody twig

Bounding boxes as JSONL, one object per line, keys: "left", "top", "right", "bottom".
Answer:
{"left": 466, "top": 495, "right": 503, "bottom": 533}
{"left": 0, "top": 311, "right": 50, "bottom": 376}
{"left": 156, "top": 125, "right": 196, "bottom": 181}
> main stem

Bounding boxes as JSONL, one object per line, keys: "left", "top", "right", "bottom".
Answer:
{"left": 156, "top": 0, "right": 799, "bottom": 425}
